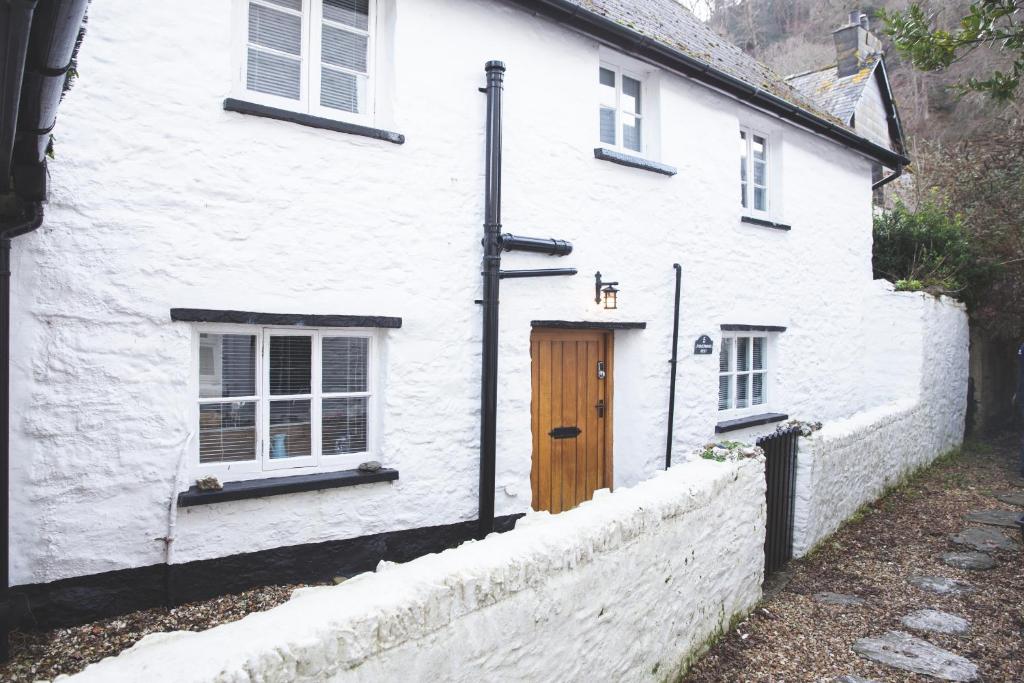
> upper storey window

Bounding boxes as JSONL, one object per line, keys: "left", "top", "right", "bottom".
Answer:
{"left": 740, "top": 129, "right": 769, "bottom": 215}
{"left": 599, "top": 64, "right": 644, "bottom": 154}
{"left": 239, "top": 0, "right": 375, "bottom": 122}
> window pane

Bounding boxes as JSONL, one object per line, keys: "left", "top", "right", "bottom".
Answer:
{"left": 247, "top": 48, "right": 301, "bottom": 100}
{"left": 719, "top": 337, "right": 732, "bottom": 373}
{"left": 269, "top": 336, "right": 312, "bottom": 395}
{"left": 248, "top": 4, "right": 302, "bottom": 55}
{"left": 323, "top": 397, "right": 368, "bottom": 454}
{"left": 753, "top": 337, "right": 765, "bottom": 370}
{"left": 754, "top": 186, "right": 767, "bottom": 212}
{"left": 736, "top": 374, "right": 750, "bottom": 409}
{"left": 600, "top": 107, "right": 616, "bottom": 145}
{"left": 741, "top": 181, "right": 748, "bottom": 208}
{"left": 264, "top": 0, "right": 302, "bottom": 11}
{"left": 323, "top": 0, "right": 369, "bottom": 30}
{"left": 622, "top": 75, "right": 641, "bottom": 114}
{"left": 321, "top": 67, "right": 364, "bottom": 112}
{"left": 322, "top": 24, "right": 368, "bottom": 72}
{"left": 199, "top": 401, "right": 257, "bottom": 464}
{"left": 752, "top": 135, "right": 766, "bottom": 161}
{"left": 599, "top": 67, "right": 616, "bottom": 107}
{"left": 269, "top": 399, "right": 312, "bottom": 459}
{"left": 736, "top": 336, "right": 750, "bottom": 372}
{"left": 753, "top": 160, "right": 766, "bottom": 186}
{"left": 740, "top": 131, "right": 748, "bottom": 207}
{"left": 718, "top": 375, "right": 731, "bottom": 411}
{"left": 622, "top": 114, "right": 641, "bottom": 152}
{"left": 752, "top": 372, "right": 765, "bottom": 406}
{"left": 323, "top": 337, "right": 369, "bottom": 393}
{"left": 199, "top": 334, "right": 256, "bottom": 398}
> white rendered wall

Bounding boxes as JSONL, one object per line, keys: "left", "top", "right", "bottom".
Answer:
{"left": 791, "top": 289, "right": 969, "bottom": 556}
{"left": 59, "top": 457, "right": 766, "bottom": 683}
{"left": 9, "top": 0, "right": 954, "bottom": 586}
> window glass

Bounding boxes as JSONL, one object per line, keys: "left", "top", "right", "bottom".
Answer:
{"left": 200, "top": 402, "right": 257, "bottom": 464}
{"left": 269, "top": 399, "right": 312, "bottom": 459}
{"left": 599, "top": 66, "right": 643, "bottom": 152}
{"left": 269, "top": 336, "right": 312, "bottom": 395}
{"left": 323, "top": 337, "right": 368, "bottom": 393}
{"left": 199, "top": 334, "right": 257, "bottom": 399}
{"left": 247, "top": 2, "right": 303, "bottom": 100}
{"left": 323, "top": 0, "right": 369, "bottom": 29}
{"left": 740, "top": 131, "right": 748, "bottom": 208}
{"left": 323, "top": 396, "right": 368, "bottom": 454}
{"left": 718, "top": 335, "right": 769, "bottom": 412}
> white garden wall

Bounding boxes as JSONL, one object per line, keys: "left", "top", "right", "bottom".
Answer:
{"left": 59, "top": 457, "right": 766, "bottom": 683}
{"left": 791, "top": 288, "right": 969, "bottom": 556}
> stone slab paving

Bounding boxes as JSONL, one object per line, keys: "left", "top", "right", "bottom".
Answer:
{"left": 995, "top": 490, "right": 1024, "bottom": 506}
{"left": 964, "top": 509, "right": 1021, "bottom": 527}
{"left": 907, "top": 575, "right": 974, "bottom": 595}
{"left": 834, "top": 676, "right": 878, "bottom": 683}
{"left": 813, "top": 592, "right": 866, "bottom": 606}
{"left": 949, "top": 526, "right": 1019, "bottom": 552}
{"left": 901, "top": 609, "right": 971, "bottom": 635}
{"left": 852, "top": 631, "right": 979, "bottom": 681}
{"left": 940, "top": 551, "right": 996, "bottom": 570}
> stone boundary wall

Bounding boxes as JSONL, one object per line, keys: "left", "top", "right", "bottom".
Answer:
{"left": 60, "top": 459, "right": 766, "bottom": 683}
{"left": 792, "top": 293, "right": 969, "bottom": 557}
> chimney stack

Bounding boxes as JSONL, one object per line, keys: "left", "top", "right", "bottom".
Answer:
{"left": 834, "top": 9, "right": 882, "bottom": 78}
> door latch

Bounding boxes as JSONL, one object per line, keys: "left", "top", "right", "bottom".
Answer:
{"left": 595, "top": 399, "right": 606, "bottom": 418}
{"left": 596, "top": 360, "right": 606, "bottom": 380}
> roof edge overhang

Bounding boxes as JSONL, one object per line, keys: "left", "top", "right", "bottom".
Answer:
{"left": 506, "top": 0, "right": 910, "bottom": 168}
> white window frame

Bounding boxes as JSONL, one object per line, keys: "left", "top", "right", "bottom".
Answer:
{"left": 599, "top": 61, "right": 648, "bottom": 157}
{"left": 191, "top": 325, "right": 377, "bottom": 482}
{"left": 231, "top": 0, "right": 377, "bottom": 125}
{"left": 740, "top": 127, "right": 771, "bottom": 218}
{"left": 717, "top": 332, "right": 771, "bottom": 417}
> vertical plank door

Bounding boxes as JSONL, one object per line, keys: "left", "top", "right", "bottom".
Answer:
{"left": 530, "top": 329, "right": 613, "bottom": 513}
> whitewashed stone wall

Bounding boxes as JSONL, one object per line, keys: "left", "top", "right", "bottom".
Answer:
{"left": 791, "top": 288, "right": 969, "bottom": 557}
{"left": 58, "top": 457, "right": 766, "bottom": 683}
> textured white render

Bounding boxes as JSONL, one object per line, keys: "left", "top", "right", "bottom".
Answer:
{"left": 58, "top": 458, "right": 765, "bottom": 682}
{"left": 791, "top": 287, "right": 969, "bottom": 557}
{"left": 7, "top": 0, "right": 966, "bottom": 586}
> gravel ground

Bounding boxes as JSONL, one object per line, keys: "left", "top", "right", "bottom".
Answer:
{"left": 684, "top": 435, "right": 1024, "bottom": 683}
{"left": 0, "top": 582, "right": 322, "bottom": 682}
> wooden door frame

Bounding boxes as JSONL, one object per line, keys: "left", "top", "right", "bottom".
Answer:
{"left": 529, "top": 328, "right": 614, "bottom": 510}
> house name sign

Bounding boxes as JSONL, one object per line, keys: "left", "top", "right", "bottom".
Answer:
{"left": 694, "top": 335, "right": 714, "bottom": 355}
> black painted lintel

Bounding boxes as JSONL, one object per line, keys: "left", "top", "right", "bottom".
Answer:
{"left": 223, "top": 98, "right": 405, "bottom": 144}
{"left": 178, "top": 468, "right": 399, "bottom": 507}
{"left": 532, "top": 320, "right": 647, "bottom": 330}
{"left": 715, "top": 412, "right": 789, "bottom": 433}
{"left": 593, "top": 148, "right": 677, "bottom": 176}
{"left": 721, "top": 324, "right": 788, "bottom": 332}
{"left": 170, "top": 308, "right": 402, "bottom": 329}
{"left": 741, "top": 215, "right": 792, "bottom": 231}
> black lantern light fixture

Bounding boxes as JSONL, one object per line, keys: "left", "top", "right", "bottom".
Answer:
{"left": 594, "top": 271, "right": 620, "bottom": 310}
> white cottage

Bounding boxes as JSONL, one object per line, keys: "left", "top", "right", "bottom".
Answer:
{"left": 0, "top": 0, "right": 960, "bottom": 636}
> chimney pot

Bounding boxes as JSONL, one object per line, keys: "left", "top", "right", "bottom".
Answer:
{"left": 860, "top": 13, "right": 869, "bottom": 31}
{"left": 849, "top": 10, "right": 861, "bottom": 25}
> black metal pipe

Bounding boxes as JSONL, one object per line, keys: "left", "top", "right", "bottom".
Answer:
{"left": 0, "top": 0, "right": 38, "bottom": 194}
{"left": 499, "top": 234, "right": 572, "bottom": 256}
{"left": 478, "top": 60, "right": 505, "bottom": 540}
{"left": 665, "top": 264, "right": 681, "bottom": 469}
{"left": 499, "top": 268, "right": 577, "bottom": 279}
{"left": 872, "top": 165, "right": 903, "bottom": 191}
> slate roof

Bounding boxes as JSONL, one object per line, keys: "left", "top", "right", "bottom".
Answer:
{"left": 560, "top": 0, "right": 847, "bottom": 128}
{"left": 786, "top": 57, "right": 881, "bottom": 125}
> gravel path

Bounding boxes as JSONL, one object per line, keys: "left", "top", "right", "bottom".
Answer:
{"left": 684, "top": 435, "right": 1024, "bottom": 682}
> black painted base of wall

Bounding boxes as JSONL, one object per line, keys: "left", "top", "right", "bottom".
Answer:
{"left": 10, "top": 515, "right": 522, "bottom": 630}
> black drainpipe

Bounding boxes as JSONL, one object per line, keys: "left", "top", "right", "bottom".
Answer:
{"left": 478, "top": 61, "right": 575, "bottom": 538}
{"left": 665, "top": 263, "right": 681, "bottom": 469}
{"left": 872, "top": 165, "right": 903, "bottom": 191}
{"left": 478, "top": 60, "right": 505, "bottom": 539}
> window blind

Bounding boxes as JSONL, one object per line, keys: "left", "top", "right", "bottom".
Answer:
{"left": 198, "top": 333, "right": 258, "bottom": 464}
{"left": 247, "top": 0, "right": 303, "bottom": 100}
{"left": 320, "top": 0, "right": 370, "bottom": 113}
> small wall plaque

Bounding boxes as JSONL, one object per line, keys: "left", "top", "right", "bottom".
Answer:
{"left": 694, "top": 335, "right": 714, "bottom": 355}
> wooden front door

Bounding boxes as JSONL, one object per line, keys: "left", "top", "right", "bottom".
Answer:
{"left": 530, "top": 328, "right": 613, "bottom": 513}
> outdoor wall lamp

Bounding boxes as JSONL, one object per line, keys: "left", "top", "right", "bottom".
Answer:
{"left": 594, "top": 271, "right": 620, "bottom": 310}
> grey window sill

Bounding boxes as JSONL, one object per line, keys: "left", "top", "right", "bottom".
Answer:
{"left": 223, "top": 98, "right": 405, "bottom": 144}
{"left": 715, "top": 412, "right": 789, "bottom": 434}
{"left": 178, "top": 468, "right": 399, "bottom": 507}
{"left": 593, "top": 148, "right": 677, "bottom": 176}
{"left": 741, "top": 215, "right": 792, "bottom": 231}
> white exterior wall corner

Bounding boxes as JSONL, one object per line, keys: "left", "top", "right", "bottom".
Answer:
{"left": 791, "top": 289, "right": 969, "bottom": 557}
{"left": 12, "top": 0, "right": 901, "bottom": 587}
{"left": 59, "top": 458, "right": 766, "bottom": 683}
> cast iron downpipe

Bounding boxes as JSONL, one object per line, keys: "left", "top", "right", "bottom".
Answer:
{"left": 479, "top": 60, "right": 505, "bottom": 540}
{"left": 872, "top": 165, "right": 903, "bottom": 191}
{"left": 665, "top": 264, "right": 681, "bottom": 469}
{"left": 478, "top": 61, "right": 574, "bottom": 538}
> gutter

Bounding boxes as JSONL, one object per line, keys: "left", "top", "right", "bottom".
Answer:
{"left": 507, "top": 0, "right": 910, "bottom": 169}
{"left": 872, "top": 165, "right": 902, "bottom": 191}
